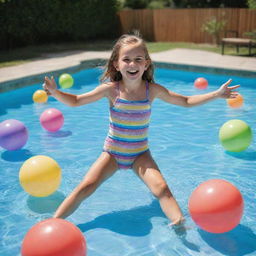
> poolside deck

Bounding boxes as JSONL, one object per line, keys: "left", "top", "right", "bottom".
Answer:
{"left": 0, "top": 49, "right": 255, "bottom": 89}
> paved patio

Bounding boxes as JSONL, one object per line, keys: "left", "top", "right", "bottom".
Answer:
{"left": 0, "top": 48, "right": 255, "bottom": 85}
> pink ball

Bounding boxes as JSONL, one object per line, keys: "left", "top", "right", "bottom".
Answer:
{"left": 194, "top": 77, "right": 208, "bottom": 89}
{"left": 40, "top": 108, "right": 64, "bottom": 132}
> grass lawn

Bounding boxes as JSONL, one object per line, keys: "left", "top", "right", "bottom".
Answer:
{"left": 0, "top": 40, "right": 255, "bottom": 68}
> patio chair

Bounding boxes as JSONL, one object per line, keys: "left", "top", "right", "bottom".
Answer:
{"left": 221, "top": 30, "right": 255, "bottom": 56}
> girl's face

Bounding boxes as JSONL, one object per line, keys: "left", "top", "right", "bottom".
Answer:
{"left": 115, "top": 43, "right": 149, "bottom": 82}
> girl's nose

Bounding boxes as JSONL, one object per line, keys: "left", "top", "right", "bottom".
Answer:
{"left": 129, "top": 60, "right": 136, "bottom": 66}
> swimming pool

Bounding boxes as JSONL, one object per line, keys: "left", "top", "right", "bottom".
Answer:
{"left": 0, "top": 67, "right": 256, "bottom": 255}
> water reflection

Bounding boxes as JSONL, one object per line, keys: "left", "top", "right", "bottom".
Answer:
{"left": 26, "top": 191, "right": 65, "bottom": 214}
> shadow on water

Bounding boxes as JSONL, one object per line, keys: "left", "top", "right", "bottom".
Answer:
{"left": 226, "top": 149, "right": 256, "bottom": 161}
{"left": 78, "top": 200, "right": 200, "bottom": 251}
{"left": 78, "top": 200, "right": 165, "bottom": 237}
{"left": 181, "top": 236, "right": 200, "bottom": 252}
{"left": 199, "top": 224, "right": 256, "bottom": 256}
{"left": 1, "top": 149, "right": 33, "bottom": 162}
{"left": 45, "top": 130, "right": 72, "bottom": 138}
{"left": 26, "top": 191, "right": 65, "bottom": 214}
{"left": 172, "top": 224, "right": 201, "bottom": 252}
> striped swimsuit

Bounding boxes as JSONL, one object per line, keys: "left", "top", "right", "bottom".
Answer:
{"left": 103, "top": 81, "right": 151, "bottom": 169}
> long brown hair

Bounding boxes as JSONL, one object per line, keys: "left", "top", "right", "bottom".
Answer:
{"left": 100, "top": 34, "right": 154, "bottom": 83}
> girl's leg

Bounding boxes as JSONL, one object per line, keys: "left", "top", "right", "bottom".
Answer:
{"left": 54, "top": 152, "right": 118, "bottom": 218}
{"left": 133, "top": 150, "right": 184, "bottom": 225}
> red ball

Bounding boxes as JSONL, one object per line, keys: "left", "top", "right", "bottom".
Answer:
{"left": 21, "top": 218, "right": 86, "bottom": 256}
{"left": 194, "top": 77, "right": 208, "bottom": 89}
{"left": 189, "top": 179, "right": 244, "bottom": 233}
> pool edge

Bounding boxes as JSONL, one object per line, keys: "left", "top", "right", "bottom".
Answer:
{"left": 1, "top": 59, "right": 255, "bottom": 93}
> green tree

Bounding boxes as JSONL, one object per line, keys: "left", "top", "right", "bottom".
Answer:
{"left": 124, "top": 0, "right": 149, "bottom": 9}
{"left": 202, "top": 17, "right": 226, "bottom": 45}
{"left": 247, "top": 0, "right": 256, "bottom": 8}
{"left": 173, "top": 0, "right": 247, "bottom": 8}
{"left": 123, "top": 0, "right": 173, "bottom": 9}
{"left": 148, "top": 0, "right": 173, "bottom": 9}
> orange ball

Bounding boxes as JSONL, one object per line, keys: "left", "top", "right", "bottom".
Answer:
{"left": 189, "top": 179, "right": 244, "bottom": 233}
{"left": 226, "top": 94, "right": 244, "bottom": 108}
{"left": 194, "top": 77, "right": 208, "bottom": 89}
{"left": 21, "top": 218, "right": 87, "bottom": 256}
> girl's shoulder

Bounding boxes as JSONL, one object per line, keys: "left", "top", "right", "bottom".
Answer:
{"left": 148, "top": 82, "right": 166, "bottom": 100}
{"left": 96, "top": 81, "right": 116, "bottom": 94}
{"left": 99, "top": 81, "right": 117, "bottom": 90}
{"left": 149, "top": 82, "right": 165, "bottom": 90}
{"left": 99, "top": 81, "right": 118, "bottom": 101}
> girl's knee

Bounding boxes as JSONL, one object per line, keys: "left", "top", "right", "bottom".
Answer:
{"left": 75, "top": 179, "right": 99, "bottom": 197}
{"left": 151, "top": 181, "right": 172, "bottom": 199}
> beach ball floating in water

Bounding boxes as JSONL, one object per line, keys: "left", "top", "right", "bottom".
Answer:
{"left": 33, "top": 89, "right": 48, "bottom": 103}
{"left": 19, "top": 155, "right": 61, "bottom": 197}
{"left": 219, "top": 119, "right": 252, "bottom": 152}
{"left": 226, "top": 93, "right": 243, "bottom": 108}
{"left": 194, "top": 77, "right": 208, "bottom": 89}
{"left": 0, "top": 119, "right": 28, "bottom": 151}
{"left": 189, "top": 179, "right": 244, "bottom": 233}
{"left": 40, "top": 108, "right": 64, "bottom": 132}
{"left": 21, "top": 218, "right": 87, "bottom": 256}
{"left": 59, "top": 73, "right": 74, "bottom": 89}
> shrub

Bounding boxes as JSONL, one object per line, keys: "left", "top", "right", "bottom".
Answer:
{"left": 202, "top": 17, "right": 226, "bottom": 45}
{"left": 124, "top": 0, "right": 148, "bottom": 9}
{"left": 0, "top": 0, "right": 119, "bottom": 50}
{"left": 247, "top": 0, "right": 256, "bottom": 9}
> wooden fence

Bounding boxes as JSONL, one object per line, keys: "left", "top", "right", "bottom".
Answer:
{"left": 117, "top": 8, "right": 256, "bottom": 43}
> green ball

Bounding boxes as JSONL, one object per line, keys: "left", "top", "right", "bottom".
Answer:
{"left": 219, "top": 119, "right": 252, "bottom": 152}
{"left": 59, "top": 73, "right": 74, "bottom": 89}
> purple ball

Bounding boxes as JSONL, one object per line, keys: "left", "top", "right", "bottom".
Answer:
{"left": 0, "top": 119, "right": 28, "bottom": 151}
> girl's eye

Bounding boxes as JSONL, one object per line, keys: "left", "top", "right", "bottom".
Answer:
{"left": 123, "top": 58, "right": 130, "bottom": 62}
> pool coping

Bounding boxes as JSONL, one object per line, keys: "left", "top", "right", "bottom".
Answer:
{"left": 1, "top": 58, "right": 256, "bottom": 93}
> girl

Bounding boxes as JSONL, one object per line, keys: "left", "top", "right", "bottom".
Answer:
{"left": 43, "top": 34, "right": 239, "bottom": 226}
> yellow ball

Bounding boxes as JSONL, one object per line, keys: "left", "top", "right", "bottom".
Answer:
{"left": 33, "top": 90, "right": 48, "bottom": 103}
{"left": 19, "top": 155, "right": 61, "bottom": 197}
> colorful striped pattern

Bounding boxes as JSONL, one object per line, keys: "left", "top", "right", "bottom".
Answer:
{"left": 103, "top": 82, "right": 151, "bottom": 169}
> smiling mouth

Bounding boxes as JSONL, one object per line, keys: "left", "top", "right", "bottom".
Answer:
{"left": 127, "top": 70, "right": 139, "bottom": 75}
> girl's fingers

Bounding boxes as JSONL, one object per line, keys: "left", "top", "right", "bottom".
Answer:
{"left": 228, "top": 85, "right": 240, "bottom": 90}
{"left": 44, "top": 76, "right": 50, "bottom": 82}
{"left": 223, "top": 79, "right": 232, "bottom": 87}
{"left": 44, "top": 75, "right": 56, "bottom": 87}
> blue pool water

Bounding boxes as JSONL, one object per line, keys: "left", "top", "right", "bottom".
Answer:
{"left": 0, "top": 67, "right": 256, "bottom": 255}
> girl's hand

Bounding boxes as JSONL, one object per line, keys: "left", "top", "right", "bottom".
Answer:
{"left": 43, "top": 76, "right": 57, "bottom": 96}
{"left": 216, "top": 79, "right": 240, "bottom": 99}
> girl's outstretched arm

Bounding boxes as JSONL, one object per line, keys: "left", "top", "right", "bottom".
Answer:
{"left": 186, "top": 79, "right": 240, "bottom": 106}
{"left": 43, "top": 76, "right": 110, "bottom": 107}
{"left": 153, "top": 79, "right": 240, "bottom": 107}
